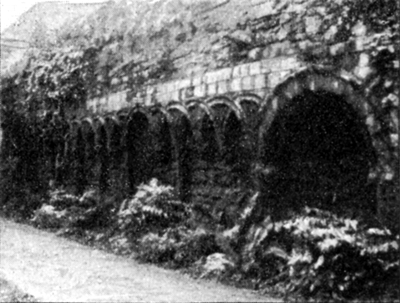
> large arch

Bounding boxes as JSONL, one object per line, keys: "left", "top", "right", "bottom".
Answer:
{"left": 259, "top": 67, "right": 376, "bottom": 216}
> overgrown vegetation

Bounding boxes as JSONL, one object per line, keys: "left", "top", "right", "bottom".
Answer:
{"left": 10, "top": 178, "right": 398, "bottom": 302}
{"left": 0, "top": 0, "right": 399, "bottom": 301}
{"left": 240, "top": 207, "right": 399, "bottom": 301}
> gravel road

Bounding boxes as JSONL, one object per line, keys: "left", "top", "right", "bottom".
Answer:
{"left": 0, "top": 218, "right": 279, "bottom": 302}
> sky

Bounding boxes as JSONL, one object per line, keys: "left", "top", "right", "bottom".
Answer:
{"left": 1, "top": 0, "right": 110, "bottom": 32}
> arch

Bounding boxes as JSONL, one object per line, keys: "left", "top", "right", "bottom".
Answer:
{"left": 147, "top": 104, "right": 176, "bottom": 184}
{"left": 260, "top": 67, "right": 374, "bottom": 165}
{"left": 104, "top": 115, "right": 123, "bottom": 160}
{"left": 127, "top": 104, "right": 152, "bottom": 123}
{"left": 125, "top": 109, "right": 150, "bottom": 191}
{"left": 206, "top": 95, "right": 243, "bottom": 121}
{"left": 233, "top": 94, "right": 263, "bottom": 160}
{"left": 103, "top": 114, "right": 124, "bottom": 190}
{"left": 233, "top": 93, "right": 262, "bottom": 114}
{"left": 94, "top": 116, "right": 110, "bottom": 192}
{"left": 206, "top": 96, "right": 247, "bottom": 168}
{"left": 71, "top": 123, "right": 86, "bottom": 194}
{"left": 186, "top": 99, "right": 222, "bottom": 163}
{"left": 149, "top": 104, "right": 173, "bottom": 124}
{"left": 186, "top": 99, "right": 213, "bottom": 122}
{"left": 258, "top": 67, "right": 376, "bottom": 216}
{"left": 173, "top": 113, "right": 193, "bottom": 202}
{"left": 80, "top": 117, "right": 97, "bottom": 185}
{"left": 167, "top": 101, "right": 190, "bottom": 120}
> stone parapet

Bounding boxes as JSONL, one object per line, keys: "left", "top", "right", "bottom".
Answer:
{"left": 87, "top": 55, "right": 306, "bottom": 113}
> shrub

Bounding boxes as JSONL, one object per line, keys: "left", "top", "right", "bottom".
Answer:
{"left": 31, "top": 204, "right": 68, "bottom": 229}
{"left": 48, "top": 189, "right": 80, "bottom": 209}
{"left": 33, "top": 188, "right": 114, "bottom": 231}
{"left": 137, "top": 226, "right": 220, "bottom": 268}
{"left": 117, "top": 178, "right": 189, "bottom": 238}
{"left": 241, "top": 207, "right": 399, "bottom": 301}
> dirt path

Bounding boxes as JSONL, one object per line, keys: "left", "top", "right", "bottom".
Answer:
{"left": 0, "top": 218, "right": 279, "bottom": 302}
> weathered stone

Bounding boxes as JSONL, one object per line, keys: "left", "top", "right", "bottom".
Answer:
{"left": 230, "top": 78, "right": 242, "bottom": 92}
{"left": 305, "top": 16, "right": 322, "bottom": 35}
{"left": 207, "top": 82, "right": 218, "bottom": 96}
{"left": 203, "top": 68, "right": 232, "bottom": 84}
{"left": 177, "top": 78, "right": 191, "bottom": 89}
{"left": 267, "top": 71, "right": 291, "bottom": 88}
{"left": 248, "top": 47, "right": 263, "bottom": 61}
{"left": 171, "top": 90, "right": 180, "bottom": 101}
{"left": 191, "top": 74, "right": 204, "bottom": 87}
{"left": 249, "top": 61, "right": 262, "bottom": 76}
{"left": 232, "top": 64, "right": 250, "bottom": 78}
{"left": 261, "top": 58, "right": 282, "bottom": 73}
{"left": 217, "top": 80, "right": 229, "bottom": 94}
{"left": 194, "top": 84, "right": 207, "bottom": 98}
{"left": 352, "top": 21, "right": 367, "bottom": 37}
{"left": 329, "top": 42, "right": 346, "bottom": 56}
{"left": 242, "top": 76, "right": 254, "bottom": 91}
{"left": 280, "top": 56, "right": 301, "bottom": 71}
{"left": 185, "top": 86, "right": 195, "bottom": 99}
{"left": 253, "top": 74, "right": 267, "bottom": 89}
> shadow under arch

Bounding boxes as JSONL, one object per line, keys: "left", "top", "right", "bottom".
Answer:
{"left": 69, "top": 120, "right": 86, "bottom": 194}
{"left": 81, "top": 117, "right": 97, "bottom": 187}
{"left": 206, "top": 96, "right": 251, "bottom": 181}
{"left": 148, "top": 104, "right": 176, "bottom": 185}
{"left": 103, "top": 114, "right": 124, "bottom": 192}
{"left": 94, "top": 116, "right": 110, "bottom": 192}
{"left": 259, "top": 67, "right": 377, "bottom": 218}
{"left": 186, "top": 99, "right": 221, "bottom": 164}
{"left": 125, "top": 108, "right": 151, "bottom": 192}
{"left": 167, "top": 102, "right": 194, "bottom": 202}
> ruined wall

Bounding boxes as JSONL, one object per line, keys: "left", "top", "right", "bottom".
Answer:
{"left": 19, "top": 0, "right": 398, "bottom": 227}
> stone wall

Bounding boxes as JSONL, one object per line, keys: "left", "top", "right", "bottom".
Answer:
{"left": 86, "top": 31, "right": 375, "bottom": 114}
{"left": 8, "top": 0, "right": 396, "bottom": 227}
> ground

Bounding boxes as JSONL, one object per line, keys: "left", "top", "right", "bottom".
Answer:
{"left": 0, "top": 218, "right": 278, "bottom": 302}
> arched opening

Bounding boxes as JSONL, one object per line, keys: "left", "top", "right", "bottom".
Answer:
{"left": 96, "top": 121, "right": 109, "bottom": 193}
{"left": 174, "top": 114, "right": 193, "bottom": 202}
{"left": 73, "top": 126, "right": 86, "bottom": 194}
{"left": 81, "top": 119, "right": 97, "bottom": 187}
{"left": 125, "top": 111, "right": 149, "bottom": 192}
{"left": 224, "top": 111, "right": 251, "bottom": 182}
{"left": 235, "top": 96, "right": 262, "bottom": 165}
{"left": 262, "top": 89, "right": 374, "bottom": 214}
{"left": 148, "top": 108, "right": 174, "bottom": 185}
{"left": 200, "top": 114, "right": 220, "bottom": 164}
{"left": 187, "top": 100, "right": 221, "bottom": 164}
{"left": 105, "top": 116, "right": 123, "bottom": 191}
{"left": 167, "top": 103, "right": 193, "bottom": 202}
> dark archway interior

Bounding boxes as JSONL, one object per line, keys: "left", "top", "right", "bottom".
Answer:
{"left": 262, "top": 89, "right": 374, "bottom": 210}
{"left": 126, "top": 112, "right": 149, "bottom": 191}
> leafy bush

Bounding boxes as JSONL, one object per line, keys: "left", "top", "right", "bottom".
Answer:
{"left": 241, "top": 207, "right": 399, "bottom": 301}
{"left": 48, "top": 189, "right": 80, "bottom": 209}
{"left": 33, "top": 188, "right": 114, "bottom": 231}
{"left": 197, "top": 253, "right": 236, "bottom": 279}
{"left": 117, "top": 179, "right": 189, "bottom": 238}
{"left": 137, "top": 226, "right": 220, "bottom": 268}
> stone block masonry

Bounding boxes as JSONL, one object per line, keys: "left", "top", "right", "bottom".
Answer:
{"left": 88, "top": 55, "right": 305, "bottom": 113}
